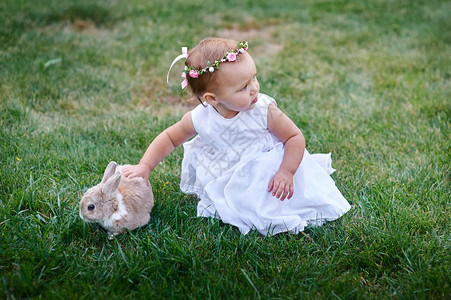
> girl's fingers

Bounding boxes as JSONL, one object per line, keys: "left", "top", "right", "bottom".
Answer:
{"left": 280, "top": 184, "right": 293, "bottom": 201}
{"left": 122, "top": 166, "right": 135, "bottom": 177}
{"left": 123, "top": 168, "right": 138, "bottom": 178}
{"left": 275, "top": 182, "right": 286, "bottom": 198}
{"left": 280, "top": 186, "right": 290, "bottom": 201}
{"left": 287, "top": 185, "right": 294, "bottom": 199}
{"left": 124, "top": 170, "right": 135, "bottom": 178}
{"left": 280, "top": 191, "right": 286, "bottom": 201}
{"left": 272, "top": 181, "right": 280, "bottom": 196}
{"left": 269, "top": 178, "right": 294, "bottom": 201}
{"left": 268, "top": 179, "right": 274, "bottom": 192}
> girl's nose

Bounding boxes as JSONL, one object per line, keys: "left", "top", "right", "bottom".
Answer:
{"left": 250, "top": 81, "right": 259, "bottom": 94}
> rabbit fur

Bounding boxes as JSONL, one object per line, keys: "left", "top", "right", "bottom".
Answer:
{"left": 80, "top": 161, "right": 154, "bottom": 236}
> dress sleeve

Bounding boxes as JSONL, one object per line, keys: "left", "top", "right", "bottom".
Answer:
{"left": 190, "top": 103, "right": 206, "bottom": 133}
{"left": 256, "top": 93, "right": 277, "bottom": 128}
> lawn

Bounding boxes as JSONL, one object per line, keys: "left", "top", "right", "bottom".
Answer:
{"left": 1, "top": 0, "right": 450, "bottom": 298}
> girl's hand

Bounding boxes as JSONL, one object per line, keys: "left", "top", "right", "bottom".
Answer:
{"left": 122, "top": 163, "right": 152, "bottom": 186}
{"left": 268, "top": 169, "right": 294, "bottom": 201}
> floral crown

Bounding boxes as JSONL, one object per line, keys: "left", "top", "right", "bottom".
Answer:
{"left": 167, "top": 41, "right": 249, "bottom": 89}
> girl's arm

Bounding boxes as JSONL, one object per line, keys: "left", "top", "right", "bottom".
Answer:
{"left": 123, "top": 112, "right": 197, "bottom": 182}
{"left": 267, "top": 103, "right": 305, "bottom": 201}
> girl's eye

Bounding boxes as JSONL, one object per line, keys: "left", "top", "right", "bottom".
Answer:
{"left": 240, "top": 85, "right": 247, "bottom": 91}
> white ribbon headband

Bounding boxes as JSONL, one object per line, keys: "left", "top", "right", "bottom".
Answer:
{"left": 166, "top": 47, "right": 189, "bottom": 89}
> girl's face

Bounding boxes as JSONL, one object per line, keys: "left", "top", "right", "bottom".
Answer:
{"left": 208, "top": 52, "right": 260, "bottom": 118}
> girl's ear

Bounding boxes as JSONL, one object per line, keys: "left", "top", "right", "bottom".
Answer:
{"left": 202, "top": 92, "right": 219, "bottom": 106}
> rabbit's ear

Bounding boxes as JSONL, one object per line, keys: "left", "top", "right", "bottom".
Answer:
{"left": 102, "top": 171, "right": 122, "bottom": 194}
{"left": 101, "top": 161, "right": 117, "bottom": 183}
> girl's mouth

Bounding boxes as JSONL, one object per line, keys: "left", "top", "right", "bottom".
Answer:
{"left": 251, "top": 96, "right": 258, "bottom": 104}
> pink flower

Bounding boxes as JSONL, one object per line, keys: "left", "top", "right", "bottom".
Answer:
{"left": 189, "top": 70, "right": 199, "bottom": 78}
{"left": 227, "top": 52, "right": 237, "bottom": 62}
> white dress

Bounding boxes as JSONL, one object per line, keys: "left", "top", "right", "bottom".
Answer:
{"left": 180, "top": 93, "right": 351, "bottom": 236}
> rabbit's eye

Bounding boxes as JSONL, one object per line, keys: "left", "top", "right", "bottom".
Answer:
{"left": 88, "top": 204, "right": 95, "bottom": 211}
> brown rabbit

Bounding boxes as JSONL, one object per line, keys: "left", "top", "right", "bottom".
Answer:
{"left": 79, "top": 161, "right": 154, "bottom": 237}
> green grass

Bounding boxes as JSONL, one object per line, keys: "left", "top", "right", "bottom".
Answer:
{"left": 1, "top": 0, "right": 450, "bottom": 298}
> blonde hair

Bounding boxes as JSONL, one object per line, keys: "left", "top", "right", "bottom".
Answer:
{"left": 185, "top": 38, "right": 245, "bottom": 101}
